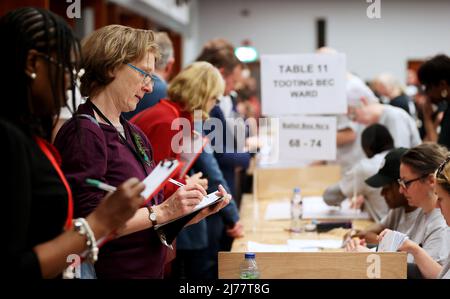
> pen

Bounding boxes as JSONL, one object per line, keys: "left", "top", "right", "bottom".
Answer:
{"left": 86, "top": 178, "right": 117, "bottom": 193}
{"left": 168, "top": 178, "right": 185, "bottom": 188}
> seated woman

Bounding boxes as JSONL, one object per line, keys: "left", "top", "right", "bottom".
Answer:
{"left": 376, "top": 154, "right": 450, "bottom": 279}
{"left": 347, "top": 143, "right": 449, "bottom": 269}
{"left": 1, "top": 7, "right": 147, "bottom": 279}
{"left": 344, "top": 148, "right": 418, "bottom": 244}
{"left": 54, "top": 25, "right": 230, "bottom": 279}
{"left": 323, "top": 124, "right": 392, "bottom": 222}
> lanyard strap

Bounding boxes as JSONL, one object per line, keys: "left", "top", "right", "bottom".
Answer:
{"left": 87, "top": 100, "right": 149, "bottom": 176}
{"left": 35, "top": 137, "right": 73, "bottom": 230}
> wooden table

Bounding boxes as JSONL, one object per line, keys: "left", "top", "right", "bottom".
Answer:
{"left": 220, "top": 165, "right": 407, "bottom": 279}
{"left": 231, "top": 194, "right": 374, "bottom": 252}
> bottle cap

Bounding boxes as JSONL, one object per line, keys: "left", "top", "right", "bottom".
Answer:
{"left": 293, "top": 187, "right": 301, "bottom": 193}
{"left": 245, "top": 252, "right": 256, "bottom": 259}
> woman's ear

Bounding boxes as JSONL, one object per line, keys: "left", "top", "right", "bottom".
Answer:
{"left": 25, "top": 49, "right": 39, "bottom": 78}
{"left": 439, "top": 80, "right": 449, "bottom": 89}
{"left": 429, "top": 173, "right": 437, "bottom": 187}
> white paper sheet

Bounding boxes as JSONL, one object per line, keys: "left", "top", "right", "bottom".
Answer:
{"left": 302, "top": 196, "right": 370, "bottom": 220}
{"left": 264, "top": 201, "right": 291, "bottom": 220}
{"left": 287, "top": 239, "right": 343, "bottom": 250}
{"left": 264, "top": 197, "right": 371, "bottom": 221}
{"left": 247, "top": 239, "right": 343, "bottom": 252}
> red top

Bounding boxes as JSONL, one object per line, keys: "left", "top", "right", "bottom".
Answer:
{"left": 131, "top": 99, "right": 193, "bottom": 198}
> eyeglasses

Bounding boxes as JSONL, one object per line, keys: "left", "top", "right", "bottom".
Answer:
{"left": 36, "top": 52, "right": 84, "bottom": 85}
{"left": 37, "top": 53, "right": 70, "bottom": 73}
{"left": 397, "top": 173, "right": 429, "bottom": 190}
{"left": 126, "top": 63, "right": 155, "bottom": 88}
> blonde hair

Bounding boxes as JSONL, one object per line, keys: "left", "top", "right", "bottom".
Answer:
{"left": 80, "top": 25, "right": 160, "bottom": 97}
{"left": 168, "top": 61, "right": 225, "bottom": 118}
{"left": 436, "top": 156, "right": 450, "bottom": 194}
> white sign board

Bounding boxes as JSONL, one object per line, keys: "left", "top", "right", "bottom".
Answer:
{"left": 278, "top": 116, "right": 336, "bottom": 161}
{"left": 261, "top": 54, "right": 346, "bottom": 116}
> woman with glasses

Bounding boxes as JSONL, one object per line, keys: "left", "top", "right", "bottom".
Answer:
{"left": 54, "top": 25, "right": 231, "bottom": 279}
{"left": 131, "top": 61, "right": 224, "bottom": 199}
{"left": 0, "top": 7, "right": 149, "bottom": 278}
{"left": 378, "top": 143, "right": 450, "bottom": 278}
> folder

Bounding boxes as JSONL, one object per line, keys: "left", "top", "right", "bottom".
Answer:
{"left": 154, "top": 192, "right": 224, "bottom": 248}
{"left": 141, "top": 159, "right": 182, "bottom": 205}
{"left": 95, "top": 159, "right": 182, "bottom": 248}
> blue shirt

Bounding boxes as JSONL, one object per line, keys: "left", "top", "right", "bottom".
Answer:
{"left": 176, "top": 121, "right": 240, "bottom": 250}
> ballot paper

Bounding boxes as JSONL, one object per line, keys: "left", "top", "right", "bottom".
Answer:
{"left": 287, "top": 239, "right": 343, "bottom": 250}
{"left": 265, "top": 197, "right": 371, "bottom": 220}
{"left": 247, "top": 239, "right": 343, "bottom": 252}
{"left": 302, "top": 196, "right": 371, "bottom": 220}
{"left": 377, "top": 230, "right": 409, "bottom": 252}
{"left": 247, "top": 241, "right": 291, "bottom": 252}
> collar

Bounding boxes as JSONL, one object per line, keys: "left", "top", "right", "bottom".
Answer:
{"left": 160, "top": 99, "right": 193, "bottom": 123}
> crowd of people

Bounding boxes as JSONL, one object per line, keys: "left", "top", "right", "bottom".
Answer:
{"left": 2, "top": 6, "right": 450, "bottom": 280}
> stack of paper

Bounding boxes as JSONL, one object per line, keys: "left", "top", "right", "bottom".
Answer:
{"left": 377, "top": 230, "right": 408, "bottom": 252}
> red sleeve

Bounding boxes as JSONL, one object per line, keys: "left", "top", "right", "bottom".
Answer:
{"left": 143, "top": 121, "right": 185, "bottom": 200}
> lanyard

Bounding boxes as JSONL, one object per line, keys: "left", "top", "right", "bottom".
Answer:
{"left": 87, "top": 100, "right": 149, "bottom": 177}
{"left": 35, "top": 137, "right": 73, "bottom": 230}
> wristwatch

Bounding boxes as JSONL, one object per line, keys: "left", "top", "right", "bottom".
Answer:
{"left": 147, "top": 205, "right": 157, "bottom": 227}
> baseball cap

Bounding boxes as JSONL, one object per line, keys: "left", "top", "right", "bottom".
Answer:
{"left": 365, "top": 148, "right": 408, "bottom": 188}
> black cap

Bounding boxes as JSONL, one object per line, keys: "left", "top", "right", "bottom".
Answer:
{"left": 365, "top": 148, "right": 408, "bottom": 188}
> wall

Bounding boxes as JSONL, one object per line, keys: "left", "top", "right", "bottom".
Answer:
{"left": 189, "top": 0, "right": 450, "bottom": 82}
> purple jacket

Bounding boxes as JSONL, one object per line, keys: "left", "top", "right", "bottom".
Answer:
{"left": 54, "top": 102, "right": 166, "bottom": 279}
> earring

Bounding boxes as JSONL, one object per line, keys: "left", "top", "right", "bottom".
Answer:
{"left": 30, "top": 73, "right": 37, "bottom": 80}
{"left": 442, "top": 89, "right": 448, "bottom": 98}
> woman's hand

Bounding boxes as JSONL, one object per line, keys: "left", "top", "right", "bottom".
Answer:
{"left": 343, "top": 229, "right": 363, "bottom": 243}
{"left": 226, "top": 220, "right": 244, "bottom": 238}
{"left": 377, "top": 229, "right": 416, "bottom": 253}
{"left": 345, "top": 238, "right": 370, "bottom": 252}
{"left": 184, "top": 184, "right": 231, "bottom": 227}
{"left": 185, "top": 172, "right": 208, "bottom": 190}
{"left": 155, "top": 183, "right": 207, "bottom": 224}
{"left": 350, "top": 195, "right": 365, "bottom": 210}
{"left": 87, "top": 178, "right": 145, "bottom": 238}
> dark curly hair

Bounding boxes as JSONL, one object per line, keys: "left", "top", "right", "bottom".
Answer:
{"left": 0, "top": 7, "right": 81, "bottom": 140}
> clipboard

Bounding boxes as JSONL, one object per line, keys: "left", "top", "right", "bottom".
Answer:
{"left": 154, "top": 192, "right": 225, "bottom": 248}
{"left": 177, "top": 130, "right": 208, "bottom": 179}
{"left": 141, "top": 159, "right": 182, "bottom": 205}
{"left": 95, "top": 159, "right": 182, "bottom": 249}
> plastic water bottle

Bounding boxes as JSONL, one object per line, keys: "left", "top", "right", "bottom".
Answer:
{"left": 240, "top": 252, "right": 260, "bottom": 279}
{"left": 290, "top": 187, "right": 303, "bottom": 232}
